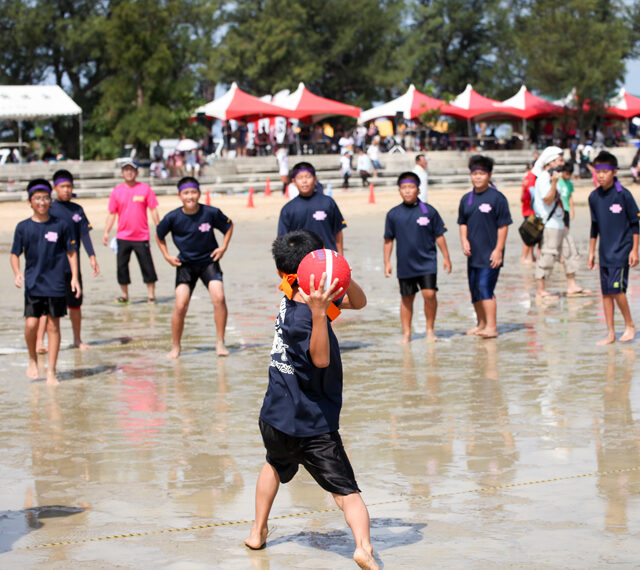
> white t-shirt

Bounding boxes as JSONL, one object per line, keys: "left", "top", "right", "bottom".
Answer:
{"left": 367, "top": 144, "right": 379, "bottom": 161}
{"left": 276, "top": 148, "right": 288, "bottom": 176}
{"left": 533, "top": 171, "right": 564, "bottom": 230}
{"left": 412, "top": 164, "right": 428, "bottom": 203}
{"left": 356, "top": 154, "right": 371, "bottom": 172}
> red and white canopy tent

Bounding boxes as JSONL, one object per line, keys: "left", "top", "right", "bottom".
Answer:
{"left": 605, "top": 87, "right": 640, "bottom": 119}
{"left": 276, "top": 82, "right": 361, "bottom": 122}
{"left": 194, "top": 82, "right": 296, "bottom": 121}
{"left": 490, "top": 85, "right": 564, "bottom": 135}
{"left": 359, "top": 84, "right": 445, "bottom": 123}
{"left": 440, "top": 84, "right": 505, "bottom": 121}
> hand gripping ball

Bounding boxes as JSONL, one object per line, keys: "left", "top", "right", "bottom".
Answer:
{"left": 297, "top": 249, "right": 351, "bottom": 296}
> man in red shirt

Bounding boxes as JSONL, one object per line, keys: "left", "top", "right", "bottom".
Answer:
{"left": 520, "top": 161, "right": 537, "bottom": 263}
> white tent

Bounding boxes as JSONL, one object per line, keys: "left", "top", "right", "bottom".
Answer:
{"left": 0, "top": 85, "right": 84, "bottom": 160}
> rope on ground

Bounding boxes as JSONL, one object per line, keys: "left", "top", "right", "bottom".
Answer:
{"left": 22, "top": 464, "right": 640, "bottom": 550}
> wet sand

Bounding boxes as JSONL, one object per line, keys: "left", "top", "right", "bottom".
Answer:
{"left": 1, "top": 185, "right": 640, "bottom": 567}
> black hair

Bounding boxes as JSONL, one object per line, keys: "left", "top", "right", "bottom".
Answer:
{"left": 52, "top": 169, "right": 73, "bottom": 185}
{"left": 593, "top": 150, "right": 618, "bottom": 168}
{"left": 177, "top": 176, "right": 200, "bottom": 191}
{"left": 26, "top": 178, "right": 52, "bottom": 198}
{"left": 561, "top": 163, "right": 573, "bottom": 174}
{"left": 272, "top": 230, "right": 323, "bottom": 274}
{"left": 396, "top": 171, "right": 420, "bottom": 187}
{"left": 290, "top": 161, "right": 316, "bottom": 178}
{"left": 468, "top": 154, "right": 494, "bottom": 173}
{"left": 415, "top": 154, "right": 425, "bottom": 163}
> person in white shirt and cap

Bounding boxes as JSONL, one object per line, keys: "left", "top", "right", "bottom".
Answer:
{"left": 532, "top": 146, "right": 587, "bottom": 299}
{"left": 412, "top": 154, "right": 428, "bottom": 203}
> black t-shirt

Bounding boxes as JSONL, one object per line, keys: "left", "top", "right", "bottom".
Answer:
{"left": 589, "top": 183, "right": 640, "bottom": 266}
{"left": 49, "top": 200, "right": 94, "bottom": 270}
{"left": 11, "top": 216, "right": 76, "bottom": 297}
{"left": 156, "top": 205, "right": 232, "bottom": 264}
{"left": 277, "top": 191, "right": 346, "bottom": 251}
{"left": 457, "top": 186, "right": 512, "bottom": 267}
{"left": 384, "top": 200, "right": 447, "bottom": 278}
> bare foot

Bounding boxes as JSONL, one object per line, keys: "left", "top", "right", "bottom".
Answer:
{"left": 619, "top": 326, "right": 636, "bottom": 343}
{"left": 26, "top": 359, "right": 39, "bottom": 379}
{"left": 520, "top": 258, "right": 533, "bottom": 264}
{"left": 244, "top": 525, "right": 268, "bottom": 550}
{"left": 397, "top": 334, "right": 411, "bottom": 344}
{"left": 166, "top": 346, "right": 181, "bottom": 359}
{"left": 426, "top": 330, "right": 438, "bottom": 342}
{"left": 73, "top": 341, "right": 91, "bottom": 351}
{"left": 536, "top": 292, "right": 559, "bottom": 301}
{"left": 478, "top": 328, "right": 498, "bottom": 339}
{"left": 597, "top": 333, "right": 616, "bottom": 345}
{"left": 217, "top": 340, "right": 230, "bottom": 356}
{"left": 46, "top": 370, "right": 60, "bottom": 386}
{"left": 354, "top": 546, "right": 379, "bottom": 570}
{"left": 36, "top": 345, "right": 48, "bottom": 354}
{"left": 466, "top": 325, "right": 484, "bottom": 336}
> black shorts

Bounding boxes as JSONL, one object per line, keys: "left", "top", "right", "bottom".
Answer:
{"left": 65, "top": 272, "right": 83, "bottom": 308}
{"left": 175, "top": 261, "right": 223, "bottom": 293}
{"left": 116, "top": 239, "right": 157, "bottom": 285}
{"left": 24, "top": 295, "right": 67, "bottom": 318}
{"left": 600, "top": 265, "right": 629, "bottom": 295}
{"left": 259, "top": 419, "right": 360, "bottom": 496}
{"left": 398, "top": 274, "right": 437, "bottom": 296}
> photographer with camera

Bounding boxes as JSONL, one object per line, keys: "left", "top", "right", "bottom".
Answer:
{"left": 533, "top": 146, "right": 586, "bottom": 300}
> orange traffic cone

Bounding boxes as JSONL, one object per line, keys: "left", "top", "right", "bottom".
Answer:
{"left": 368, "top": 183, "right": 375, "bottom": 204}
{"left": 247, "top": 187, "right": 255, "bottom": 208}
{"left": 284, "top": 184, "right": 290, "bottom": 198}
{"left": 205, "top": 189, "right": 211, "bottom": 205}
{"left": 264, "top": 178, "right": 271, "bottom": 197}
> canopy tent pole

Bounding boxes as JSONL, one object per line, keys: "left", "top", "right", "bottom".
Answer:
{"left": 18, "top": 121, "right": 22, "bottom": 163}
{"left": 79, "top": 113, "right": 84, "bottom": 161}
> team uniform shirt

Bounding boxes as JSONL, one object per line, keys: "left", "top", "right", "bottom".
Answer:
{"left": 156, "top": 205, "right": 232, "bottom": 264}
{"left": 277, "top": 190, "right": 346, "bottom": 251}
{"left": 589, "top": 183, "right": 640, "bottom": 266}
{"left": 49, "top": 200, "right": 94, "bottom": 272}
{"left": 108, "top": 182, "right": 159, "bottom": 241}
{"left": 11, "top": 216, "right": 76, "bottom": 297}
{"left": 556, "top": 178, "right": 574, "bottom": 212}
{"left": 533, "top": 171, "right": 564, "bottom": 230}
{"left": 457, "top": 186, "right": 512, "bottom": 268}
{"left": 384, "top": 200, "right": 446, "bottom": 278}
{"left": 261, "top": 296, "right": 342, "bottom": 437}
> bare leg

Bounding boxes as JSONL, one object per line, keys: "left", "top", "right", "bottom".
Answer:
{"left": 25, "top": 317, "right": 40, "bottom": 379}
{"left": 147, "top": 282, "right": 156, "bottom": 302}
{"left": 536, "top": 277, "right": 558, "bottom": 299}
{"left": 208, "top": 280, "right": 229, "bottom": 356}
{"left": 45, "top": 317, "right": 61, "bottom": 385}
{"left": 597, "top": 295, "right": 616, "bottom": 345}
{"left": 332, "top": 493, "right": 379, "bottom": 570}
{"left": 36, "top": 315, "right": 48, "bottom": 353}
{"left": 467, "top": 301, "right": 486, "bottom": 335}
{"left": 245, "top": 462, "right": 279, "bottom": 549}
{"left": 69, "top": 308, "right": 90, "bottom": 350}
{"left": 421, "top": 289, "right": 437, "bottom": 341}
{"left": 399, "top": 294, "right": 415, "bottom": 343}
{"left": 614, "top": 293, "right": 636, "bottom": 342}
{"left": 477, "top": 297, "right": 498, "bottom": 338}
{"left": 167, "top": 285, "right": 191, "bottom": 358}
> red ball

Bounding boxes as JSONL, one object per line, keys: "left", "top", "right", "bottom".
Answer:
{"left": 297, "top": 249, "right": 351, "bottom": 296}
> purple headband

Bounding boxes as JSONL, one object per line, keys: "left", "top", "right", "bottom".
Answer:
{"left": 470, "top": 167, "right": 491, "bottom": 174}
{"left": 292, "top": 167, "right": 315, "bottom": 178}
{"left": 178, "top": 181, "right": 200, "bottom": 192}
{"left": 53, "top": 177, "right": 73, "bottom": 186}
{"left": 28, "top": 184, "right": 52, "bottom": 195}
{"left": 594, "top": 164, "right": 616, "bottom": 171}
{"left": 399, "top": 178, "right": 419, "bottom": 186}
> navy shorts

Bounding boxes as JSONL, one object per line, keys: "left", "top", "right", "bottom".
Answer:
{"left": 175, "top": 261, "right": 222, "bottom": 293}
{"left": 65, "top": 272, "right": 83, "bottom": 308}
{"left": 259, "top": 419, "right": 360, "bottom": 496}
{"left": 468, "top": 266, "right": 500, "bottom": 303}
{"left": 24, "top": 295, "right": 67, "bottom": 318}
{"left": 398, "top": 274, "right": 437, "bottom": 296}
{"left": 600, "top": 265, "right": 629, "bottom": 295}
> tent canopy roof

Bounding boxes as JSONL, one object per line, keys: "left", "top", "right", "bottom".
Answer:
{"left": 494, "top": 85, "right": 563, "bottom": 120}
{"left": 606, "top": 88, "right": 640, "bottom": 119}
{"left": 277, "top": 82, "right": 360, "bottom": 122}
{"left": 359, "top": 84, "right": 444, "bottom": 123}
{"left": 0, "top": 85, "right": 82, "bottom": 120}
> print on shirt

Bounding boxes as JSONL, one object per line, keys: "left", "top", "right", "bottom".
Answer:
{"left": 610, "top": 204, "right": 622, "bottom": 214}
{"left": 270, "top": 298, "right": 294, "bottom": 375}
{"left": 72, "top": 213, "right": 82, "bottom": 223}
{"left": 44, "top": 231, "right": 59, "bottom": 242}
{"left": 417, "top": 216, "right": 430, "bottom": 226}
{"left": 479, "top": 203, "right": 493, "bottom": 213}
{"left": 313, "top": 210, "right": 327, "bottom": 221}
{"left": 199, "top": 222, "right": 211, "bottom": 232}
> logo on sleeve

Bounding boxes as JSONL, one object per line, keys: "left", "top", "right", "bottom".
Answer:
{"left": 72, "top": 213, "right": 82, "bottom": 223}
{"left": 416, "top": 216, "right": 430, "bottom": 226}
{"left": 44, "top": 231, "right": 59, "bottom": 243}
{"left": 609, "top": 204, "right": 623, "bottom": 214}
{"left": 198, "top": 222, "right": 211, "bottom": 232}
{"left": 313, "top": 210, "right": 327, "bottom": 221}
{"left": 478, "top": 203, "right": 492, "bottom": 213}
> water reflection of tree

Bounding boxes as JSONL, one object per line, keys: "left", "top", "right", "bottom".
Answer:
{"left": 594, "top": 347, "right": 640, "bottom": 533}
{"left": 465, "top": 342, "right": 518, "bottom": 491}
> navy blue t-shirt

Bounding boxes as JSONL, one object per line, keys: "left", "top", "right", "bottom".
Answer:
{"left": 11, "top": 216, "right": 76, "bottom": 297}
{"left": 156, "top": 205, "right": 232, "bottom": 264}
{"left": 589, "top": 183, "right": 640, "bottom": 266}
{"left": 457, "top": 186, "right": 512, "bottom": 267}
{"left": 49, "top": 200, "right": 94, "bottom": 271}
{"left": 277, "top": 191, "right": 346, "bottom": 251}
{"left": 384, "top": 200, "right": 447, "bottom": 278}
{"left": 260, "top": 296, "right": 342, "bottom": 437}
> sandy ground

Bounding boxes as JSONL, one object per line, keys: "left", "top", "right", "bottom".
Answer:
{"left": 1, "top": 183, "right": 640, "bottom": 568}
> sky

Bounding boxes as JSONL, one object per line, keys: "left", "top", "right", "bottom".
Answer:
{"left": 624, "top": 59, "right": 640, "bottom": 94}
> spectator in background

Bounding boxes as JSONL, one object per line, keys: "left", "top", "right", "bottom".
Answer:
{"left": 275, "top": 145, "right": 289, "bottom": 194}
{"left": 520, "top": 161, "right": 537, "bottom": 263}
{"left": 338, "top": 130, "right": 354, "bottom": 156}
{"left": 367, "top": 137, "right": 382, "bottom": 177}
{"left": 412, "top": 154, "right": 428, "bottom": 203}
{"left": 236, "top": 120, "right": 248, "bottom": 157}
{"left": 356, "top": 147, "right": 371, "bottom": 187}
{"left": 341, "top": 151, "right": 352, "bottom": 190}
